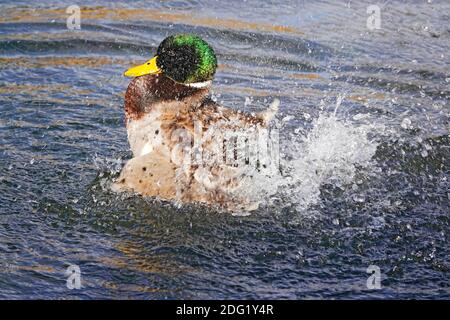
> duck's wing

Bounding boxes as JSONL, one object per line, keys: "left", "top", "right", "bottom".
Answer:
{"left": 257, "top": 99, "right": 280, "bottom": 124}
{"left": 198, "top": 97, "right": 279, "bottom": 127}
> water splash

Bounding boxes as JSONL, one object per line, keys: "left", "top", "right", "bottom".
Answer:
{"left": 237, "top": 96, "right": 383, "bottom": 212}
{"left": 211, "top": 105, "right": 383, "bottom": 214}
{"left": 281, "top": 112, "right": 379, "bottom": 210}
{"left": 94, "top": 110, "right": 381, "bottom": 214}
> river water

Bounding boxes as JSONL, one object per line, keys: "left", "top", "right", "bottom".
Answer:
{"left": 0, "top": 0, "right": 449, "bottom": 299}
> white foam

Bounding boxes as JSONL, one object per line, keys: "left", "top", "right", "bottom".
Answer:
{"left": 226, "top": 108, "right": 382, "bottom": 212}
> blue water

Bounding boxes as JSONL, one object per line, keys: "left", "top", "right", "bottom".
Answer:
{"left": 0, "top": 0, "right": 449, "bottom": 299}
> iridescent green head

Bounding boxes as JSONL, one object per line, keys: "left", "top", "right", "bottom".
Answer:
{"left": 124, "top": 34, "right": 218, "bottom": 84}
{"left": 155, "top": 34, "right": 217, "bottom": 84}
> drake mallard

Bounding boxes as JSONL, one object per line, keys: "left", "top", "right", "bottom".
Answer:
{"left": 112, "top": 34, "right": 279, "bottom": 212}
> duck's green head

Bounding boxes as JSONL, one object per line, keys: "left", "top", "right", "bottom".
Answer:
{"left": 124, "top": 34, "right": 217, "bottom": 85}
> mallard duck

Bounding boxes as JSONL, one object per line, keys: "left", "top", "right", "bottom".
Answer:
{"left": 112, "top": 34, "right": 279, "bottom": 212}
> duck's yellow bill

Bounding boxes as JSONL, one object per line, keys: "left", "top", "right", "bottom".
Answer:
{"left": 124, "top": 56, "right": 161, "bottom": 77}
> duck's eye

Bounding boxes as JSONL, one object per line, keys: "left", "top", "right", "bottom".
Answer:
{"left": 147, "top": 63, "right": 150, "bottom": 65}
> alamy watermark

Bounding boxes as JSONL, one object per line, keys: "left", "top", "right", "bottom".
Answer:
{"left": 66, "top": 5, "right": 81, "bottom": 30}
{"left": 367, "top": 5, "right": 381, "bottom": 30}
{"left": 169, "top": 118, "right": 281, "bottom": 176}
{"left": 65, "top": 264, "right": 81, "bottom": 289}
{"left": 366, "top": 265, "right": 382, "bottom": 289}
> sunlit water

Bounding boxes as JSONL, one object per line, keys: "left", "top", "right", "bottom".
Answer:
{"left": 0, "top": 0, "right": 449, "bottom": 299}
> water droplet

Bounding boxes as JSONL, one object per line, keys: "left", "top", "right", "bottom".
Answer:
{"left": 282, "top": 115, "right": 294, "bottom": 122}
{"left": 401, "top": 118, "right": 412, "bottom": 129}
{"left": 353, "top": 194, "right": 365, "bottom": 203}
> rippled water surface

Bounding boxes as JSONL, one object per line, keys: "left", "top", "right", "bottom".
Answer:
{"left": 0, "top": 0, "right": 449, "bottom": 299}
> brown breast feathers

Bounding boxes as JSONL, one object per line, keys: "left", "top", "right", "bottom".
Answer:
{"left": 124, "top": 74, "right": 208, "bottom": 121}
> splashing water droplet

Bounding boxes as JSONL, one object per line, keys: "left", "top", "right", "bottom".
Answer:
{"left": 276, "top": 112, "right": 380, "bottom": 211}
{"left": 353, "top": 194, "right": 366, "bottom": 203}
{"left": 401, "top": 118, "right": 412, "bottom": 129}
